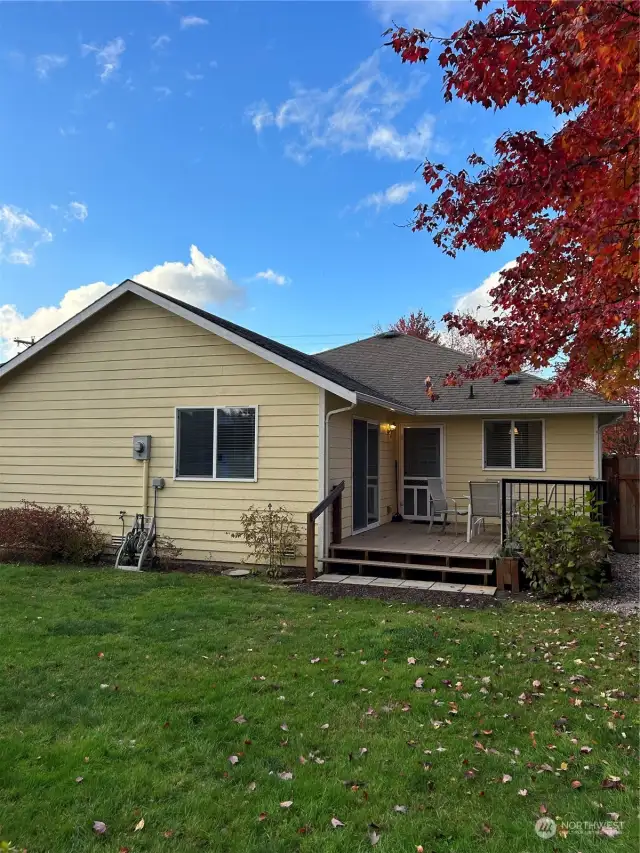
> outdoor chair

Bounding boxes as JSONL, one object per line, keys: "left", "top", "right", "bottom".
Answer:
{"left": 426, "top": 477, "right": 468, "bottom": 535}
{"left": 466, "top": 480, "right": 501, "bottom": 542}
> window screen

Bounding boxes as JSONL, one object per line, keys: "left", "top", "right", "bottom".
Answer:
{"left": 216, "top": 407, "right": 256, "bottom": 480}
{"left": 514, "top": 420, "right": 543, "bottom": 469}
{"left": 176, "top": 409, "right": 214, "bottom": 477}
{"left": 484, "top": 421, "right": 512, "bottom": 468}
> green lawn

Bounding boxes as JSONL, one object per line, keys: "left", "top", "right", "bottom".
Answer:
{"left": 0, "top": 565, "right": 637, "bottom": 853}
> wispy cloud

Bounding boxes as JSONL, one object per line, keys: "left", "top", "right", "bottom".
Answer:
{"left": 246, "top": 53, "right": 434, "bottom": 163}
{"left": 180, "top": 15, "right": 209, "bottom": 29}
{"left": 354, "top": 181, "right": 417, "bottom": 212}
{"left": 254, "top": 269, "right": 290, "bottom": 286}
{"left": 81, "top": 37, "right": 125, "bottom": 83}
{"left": 66, "top": 201, "right": 88, "bottom": 222}
{"left": 154, "top": 86, "right": 172, "bottom": 98}
{"left": 151, "top": 34, "right": 171, "bottom": 50}
{"left": 0, "top": 204, "right": 52, "bottom": 266}
{"left": 34, "top": 53, "right": 67, "bottom": 79}
{"left": 185, "top": 70, "right": 204, "bottom": 81}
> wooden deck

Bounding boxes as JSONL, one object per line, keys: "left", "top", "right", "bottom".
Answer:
{"left": 335, "top": 521, "right": 501, "bottom": 560}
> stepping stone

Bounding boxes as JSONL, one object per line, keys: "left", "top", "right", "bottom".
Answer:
{"left": 224, "top": 568, "right": 251, "bottom": 577}
{"left": 400, "top": 580, "right": 435, "bottom": 590}
{"left": 313, "top": 574, "right": 348, "bottom": 583}
{"left": 369, "top": 577, "right": 405, "bottom": 587}
{"left": 462, "top": 584, "right": 497, "bottom": 596}
{"left": 429, "top": 582, "right": 465, "bottom": 592}
{"left": 341, "top": 576, "right": 374, "bottom": 586}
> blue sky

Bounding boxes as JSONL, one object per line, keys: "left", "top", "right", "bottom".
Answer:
{"left": 0, "top": 1, "right": 553, "bottom": 358}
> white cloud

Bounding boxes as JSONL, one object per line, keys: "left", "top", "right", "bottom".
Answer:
{"left": 254, "top": 269, "right": 290, "bottom": 286}
{"left": 81, "top": 37, "right": 125, "bottom": 83}
{"left": 247, "top": 52, "right": 434, "bottom": 163}
{"left": 154, "top": 85, "right": 172, "bottom": 98}
{"left": 0, "top": 245, "right": 244, "bottom": 359}
{"left": 0, "top": 204, "right": 52, "bottom": 266}
{"left": 185, "top": 71, "right": 204, "bottom": 81}
{"left": 35, "top": 53, "right": 67, "bottom": 79}
{"left": 354, "top": 181, "right": 417, "bottom": 212}
{"left": 452, "top": 261, "right": 517, "bottom": 321}
{"left": 180, "top": 15, "right": 209, "bottom": 29}
{"left": 67, "top": 201, "right": 88, "bottom": 222}
{"left": 151, "top": 34, "right": 171, "bottom": 50}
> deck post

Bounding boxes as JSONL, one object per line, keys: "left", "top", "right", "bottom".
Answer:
{"left": 306, "top": 514, "right": 315, "bottom": 582}
{"left": 331, "top": 491, "right": 342, "bottom": 545}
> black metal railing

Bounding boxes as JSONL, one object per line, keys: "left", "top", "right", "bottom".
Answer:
{"left": 500, "top": 478, "right": 608, "bottom": 543}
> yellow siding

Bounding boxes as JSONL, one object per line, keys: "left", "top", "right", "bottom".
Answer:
{"left": 0, "top": 294, "right": 320, "bottom": 564}
{"left": 327, "top": 401, "right": 597, "bottom": 537}
{"left": 326, "top": 395, "right": 398, "bottom": 539}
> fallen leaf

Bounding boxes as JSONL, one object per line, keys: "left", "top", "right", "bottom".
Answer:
{"left": 228, "top": 755, "right": 239, "bottom": 765}
{"left": 320, "top": 723, "right": 329, "bottom": 730}
{"left": 502, "top": 774, "right": 512, "bottom": 783}
{"left": 532, "top": 680, "right": 542, "bottom": 689}
{"left": 571, "top": 779, "right": 582, "bottom": 789}
{"left": 97, "top": 652, "right": 104, "bottom": 658}
{"left": 134, "top": 818, "right": 145, "bottom": 832}
{"left": 75, "top": 776, "right": 84, "bottom": 783}
{"left": 482, "top": 823, "right": 491, "bottom": 834}
{"left": 518, "top": 789, "right": 528, "bottom": 796}
{"left": 580, "top": 746, "right": 593, "bottom": 754}
{"left": 607, "top": 812, "right": 620, "bottom": 821}
{"left": 539, "top": 804, "right": 548, "bottom": 815}
{"left": 369, "top": 826, "right": 381, "bottom": 846}
{"left": 599, "top": 826, "right": 620, "bottom": 838}
{"left": 414, "top": 677, "right": 424, "bottom": 689}
{"left": 310, "top": 657, "right": 320, "bottom": 664}
{"left": 278, "top": 771, "right": 293, "bottom": 780}
{"left": 407, "top": 657, "right": 417, "bottom": 665}
{"left": 560, "top": 761, "right": 569, "bottom": 771}
{"left": 163, "top": 830, "right": 174, "bottom": 838}
{"left": 359, "top": 747, "right": 368, "bottom": 756}
{"left": 233, "top": 714, "right": 247, "bottom": 724}
{"left": 92, "top": 821, "right": 107, "bottom": 835}
{"left": 474, "top": 741, "right": 486, "bottom": 751}
{"left": 280, "top": 800, "right": 293, "bottom": 808}
{"left": 258, "top": 812, "right": 268, "bottom": 822}
{"left": 601, "top": 776, "right": 625, "bottom": 790}
{"left": 280, "top": 723, "right": 289, "bottom": 731}
{"left": 331, "top": 817, "right": 345, "bottom": 828}
{"left": 393, "top": 805, "right": 408, "bottom": 813}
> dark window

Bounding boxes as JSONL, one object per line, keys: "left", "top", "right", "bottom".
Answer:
{"left": 176, "top": 406, "right": 257, "bottom": 479}
{"left": 216, "top": 408, "right": 256, "bottom": 480}
{"left": 514, "top": 420, "right": 543, "bottom": 469}
{"left": 176, "top": 409, "right": 214, "bottom": 477}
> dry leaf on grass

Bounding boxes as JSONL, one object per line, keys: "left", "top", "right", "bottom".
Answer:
{"left": 331, "top": 817, "right": 345, "bottom": 828}
{"left": 134, "top": 818, "right": 145, "bottom": 831}
{"left": 280, "top": 800, "right": 293, "bottom": 809}
{"left": 92, "top": 821, "right": 107, "bottom": 835}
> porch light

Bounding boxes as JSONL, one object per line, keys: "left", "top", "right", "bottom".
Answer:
{"left": 381, "top": 423, "right": 397, "bottom": 435}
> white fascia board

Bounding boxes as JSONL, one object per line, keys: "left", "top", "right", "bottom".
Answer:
{"left": 412, "top": 406, "right": 631, "bottom": 416}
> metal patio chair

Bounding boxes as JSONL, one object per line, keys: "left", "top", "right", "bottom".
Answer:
{"left": 466, "top": 480, "right": 501, "bottom": 542}
{"left": 426, "top": 477, "right": 468, "bottom": 535}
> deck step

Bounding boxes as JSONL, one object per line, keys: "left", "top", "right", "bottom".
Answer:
{"left": 320, "top": 557, "right": 492, "bottom": 576}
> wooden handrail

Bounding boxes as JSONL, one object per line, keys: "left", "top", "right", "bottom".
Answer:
{"left": 306, "top": 481, "right": 345, "bottom": 582}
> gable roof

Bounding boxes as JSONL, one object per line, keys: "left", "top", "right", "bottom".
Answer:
{"left": 0, "top": 279, "right": 628, "bottom": 416}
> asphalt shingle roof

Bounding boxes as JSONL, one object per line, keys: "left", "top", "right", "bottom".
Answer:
{"left": 315, "top": 332, "right": 621, "bottom": 413}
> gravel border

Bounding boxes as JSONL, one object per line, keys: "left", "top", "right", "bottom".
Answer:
{"left": 577, "top": 552, "right": 639, "bottom": 616}
{"left": 294, "top": 581, "right": 502, "bottom": 610}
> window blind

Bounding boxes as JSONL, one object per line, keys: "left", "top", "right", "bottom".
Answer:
{"left": 484, "top": 420, "right": 512, "bottom": 468}
{"left": 514, "top": 420, "right": 543, "bottom": 469}
{"left": 216, "top": 407, "right": 256, "bottom": 480}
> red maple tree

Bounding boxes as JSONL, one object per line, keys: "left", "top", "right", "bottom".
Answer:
{"left": 377, "top": 309, "right": 440, "bottom": 342}
{"left": 386, "top": 0, "right": 639, "bottom": 399}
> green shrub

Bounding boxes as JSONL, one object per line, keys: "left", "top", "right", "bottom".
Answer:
{"left": 0, "top": 501, "right": 107, "bottom": 565}
{"left": 510, "top": 493, "right": 611, "bottom": 600}
{"left": 230, "top": 503, "right": 300, "bottom": 577}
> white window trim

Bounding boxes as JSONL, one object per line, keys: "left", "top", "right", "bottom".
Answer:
{"left": 482, "top": 418, "right": 546, "bottom": 472}
{"left": 174, "top": 405, "right": 259, "bottom": 482}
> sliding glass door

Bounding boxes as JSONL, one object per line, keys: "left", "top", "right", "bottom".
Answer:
{"left": 353, "top": 419, "right": 379, "bottom": 532}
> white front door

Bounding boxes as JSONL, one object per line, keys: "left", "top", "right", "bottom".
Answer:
{"left": 402, "top": 426, "right": 442, "bottom": 520}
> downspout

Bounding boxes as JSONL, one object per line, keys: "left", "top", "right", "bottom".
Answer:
{"left": 321, "top": 398, "right": 357, "bottom": 568}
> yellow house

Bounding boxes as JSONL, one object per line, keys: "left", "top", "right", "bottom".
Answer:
{"left": 0, "top": 280, "right": 627, "bottom": 580}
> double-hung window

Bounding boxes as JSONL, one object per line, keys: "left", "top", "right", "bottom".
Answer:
{"left": 483, "top": 419, "right": 544, "bottom": 470}
{"left": 176, "top": 406, "right": 257, "bottom": 480}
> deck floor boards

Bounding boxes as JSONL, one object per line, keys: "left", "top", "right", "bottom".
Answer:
{"left": 334, "top": 522, "right": 500, "bottom": 560}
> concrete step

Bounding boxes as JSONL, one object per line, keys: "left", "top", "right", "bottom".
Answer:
{"left": 313, "top": 574, "right": 496, "bottom": 596}
{"left": 320, "top": 557, "right": 491, "bottom": 576}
